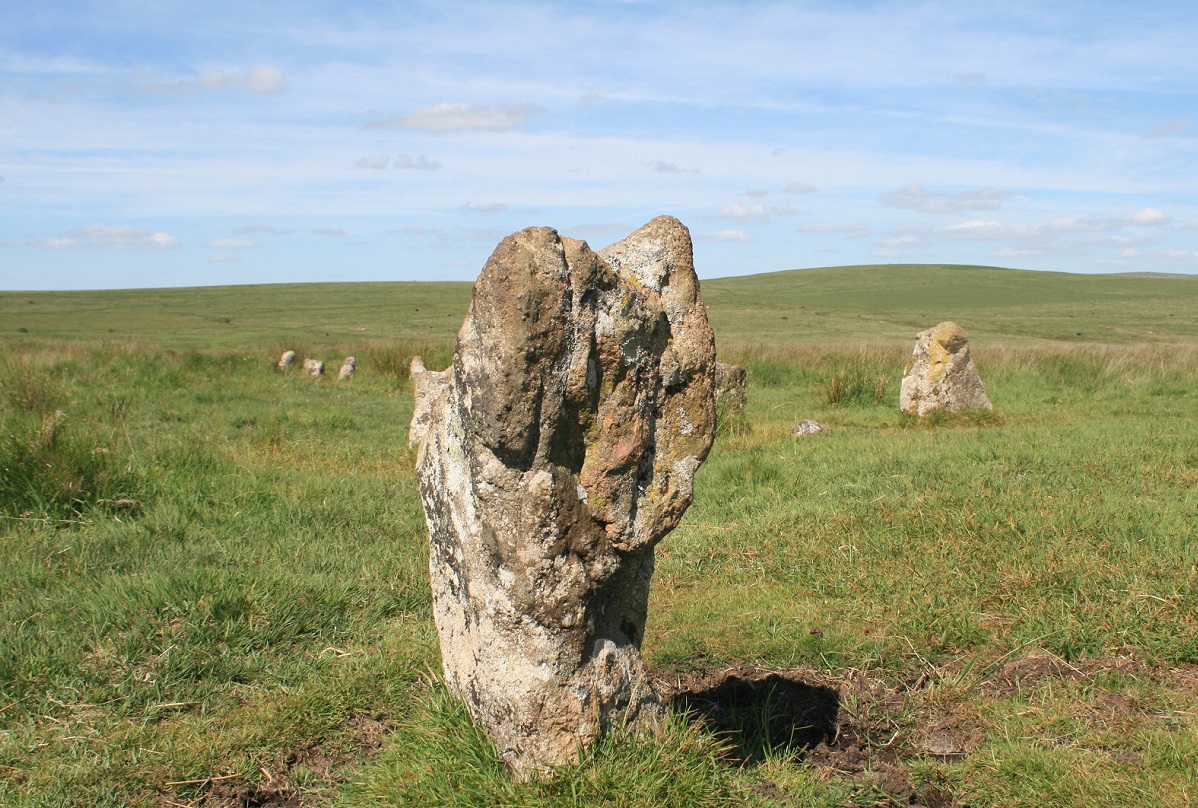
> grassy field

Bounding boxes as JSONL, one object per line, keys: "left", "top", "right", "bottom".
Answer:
{"left": 1, "top": 264, "right": 1196, "bottom": 806}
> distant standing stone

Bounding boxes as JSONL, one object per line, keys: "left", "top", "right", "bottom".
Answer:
{"left": 791, "top": 419, "right": 823, "bottom": 435}
{"left": 278, "top": 350, "right": 296, "bottom": 371}
{"left": 338, "top": 356, "right": 356, "bottom": 380}
{"left": 416, "top": 216, "right": 717, "bottom": 776}
{"left": 407, "top": 355, "right": 450, "bottom": 448}
{"left": 303, "top": 358, "right": 324, "bottom": 377}
{"left": 714, "top": 361, "right": 748, "bottom": 417}
{"left": 899, "top": 321, "right": 992, "bottom": 416}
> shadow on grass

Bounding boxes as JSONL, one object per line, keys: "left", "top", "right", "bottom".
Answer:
{"left": 670, "top": 671, "right": 840, "bottom": 764}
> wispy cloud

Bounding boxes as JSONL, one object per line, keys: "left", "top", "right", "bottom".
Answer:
{"left": 715, "top": 203, "right": 769, "bottom": 220}
{"left": 311, "top": 228, "right": 348, "bottom": 236}
{"left": 698, "top": 229, "right": 753, "bottom": 242}
{"left": 881, "top": 182, "right": 1013, "bottom": 214}
{"left": 209, "top": 254, "right": 240, "bottom": 264}
{"left": 936, "top": 208, "right": 1169, "bottom": 242}
{"left": 232, "top": 224, "right": 294, "bottom": 236}
{"left": 1141, "top": 120, "right": 1189, "bottom": 138}
{"left": 783, "top": 182, "right": 817, "bottom": 194}
{"left": 460, "top": 202, "right": 506, "bottom": 214}
{"left": 356, "top": 154, "right": 390, "bottom": 169}
{"left": 138, "top": 64, "right": 286, "bottom": 95}
{"left": 395, "top": 154, "right": 442, "bottom": 171}
{"left": 888, "top": 207, "right": 1173, "bottom": 258}
{"left": 647, "top": 160, "right": 700, "bottom": 175}
{"left": 208, "top": 238, "right": 256, "bottom": 249}
{"left": 363, "top": 103, "right": 544, "bottom": 132}
{"left": 710, "top": 202, "right": 794, "bottom": 220}
{"left": 800, "top": 223, "right": 872, "bottom": 238}
{"left": 8, "top": 225, "right": 181, "bottom": 251}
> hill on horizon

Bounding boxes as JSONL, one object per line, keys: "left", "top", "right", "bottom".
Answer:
{"left": 3, "top": 262, "right": 1198, "bottom": 351}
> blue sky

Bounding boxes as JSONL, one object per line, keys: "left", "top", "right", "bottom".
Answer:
{"left": 2, "top": 0, "right": 1197, "bottom": 290}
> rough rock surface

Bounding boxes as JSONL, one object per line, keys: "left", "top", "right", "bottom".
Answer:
{"left": 416, "top": 216, "right": 717, "bottom": 776}
{"left": 408, "top": 355, "right": 451, "bottom": 448}
{"left": 338, "top": 356, "right": 356, "bottom": 380}
{"left": 899, "top": 321, "right": 992, "bottom": 416}
{"left": 791, "top": 419, "right": 823, "bottom": 436}
{"left": 303, "top": 358, "right": 324, "bottom": 377}
{"left": 714, "top": 362, "right": 747, "bottom": 418}
{"left": 278, "top": 350, "right": 296, "bottom": 371}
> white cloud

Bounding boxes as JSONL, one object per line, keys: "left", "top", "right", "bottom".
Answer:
{"left": 9, "top": 225, "right": 181, "bottom": 251}
{"left": 395, "top": 154, "right": 442, "bottom": 171}
{"left": 698, "top": 229, "right": 753, "bottom": 242}
{"left": 208, "top": 238, "right": 256, "bottom": 249}
{"left": 880, "top": 182, "right": 1013, "bottom": 213}
{"left": 356, "top": 154, "right": 390, "bottom": 169}
{"left": 209, "top": 254, "right": 240, "bottom": 264}
{"left": 784, "top": 181, "right": 817, "bottom": 194}
{"left": 364, "top": 103, "right": 544, "bottom": 132}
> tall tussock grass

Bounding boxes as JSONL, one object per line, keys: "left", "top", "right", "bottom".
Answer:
{"left": 0, "top": 356, "right": 141, "bottom": 521}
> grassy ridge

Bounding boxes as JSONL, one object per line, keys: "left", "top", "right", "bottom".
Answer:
{"left": 2, "top": 264, "right": 1197, "bottom": 806}
{"left": 5, "top": 263, "right": 1198, "bottom": 350}
{"left": 702, "top": 264, "right": 1198, "bottom": 346}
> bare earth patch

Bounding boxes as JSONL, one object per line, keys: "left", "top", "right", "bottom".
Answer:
{"left": 168, "top": 712, "right": 392, "bottom": 808}
{"left": 656, "top": 654, "right": 1198, "bottom": 807}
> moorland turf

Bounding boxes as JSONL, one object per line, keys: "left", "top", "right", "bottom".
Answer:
{"left": 1, "top": 264, "right": 1196, "bottom": 806}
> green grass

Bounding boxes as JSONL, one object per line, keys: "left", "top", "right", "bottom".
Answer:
{"left": 2, "top": 263, "right": 1197, "bottom": 806}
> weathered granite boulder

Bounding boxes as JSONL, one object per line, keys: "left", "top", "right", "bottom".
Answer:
{"left": 303, "top": 358, "right": 324, "bottom": 377}
{"left": 899, "top": 321, "right": 992, "bottom": 416}
{"left": 408, "top": 355, "right": 451, "bottom": 448}
{"left": 416, "top": 216, "right": 717, "bottom": 776}
{"left": 338, "top": 356, "right": 356, "bottom": 380}
{"left": 278, "top": 350, "right": 296, "bottom": 371}
{"left": 714, "top": 362, "right": 747, "bottom": 417}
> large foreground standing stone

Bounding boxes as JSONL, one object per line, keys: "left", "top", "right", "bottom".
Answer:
{"left": 416, "top": 216, "right": 717, "bottom": 776}
{"left": 899, "top": 321, "right": 992, "bottom": 416}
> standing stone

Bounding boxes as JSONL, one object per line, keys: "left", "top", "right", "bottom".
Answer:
{"left": 899, "top": 321, "right": 992, "bottom": 416}
{"left": 408, "top": 355, "right": 450, "bottom": 448}
{"left": 303, "top": 358, "right": 324, "bottom": 377}
{"left": 338, "top": 356, "right": 356, "bottom": 380}
{"left": 714, "top": 362, "right": 748, "bottom": 419}
{"left": 416, "top": 216, "right": 717, "bottom": 776}
{"left": 278, "top": 350, "right": 296, "bottom": 371}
